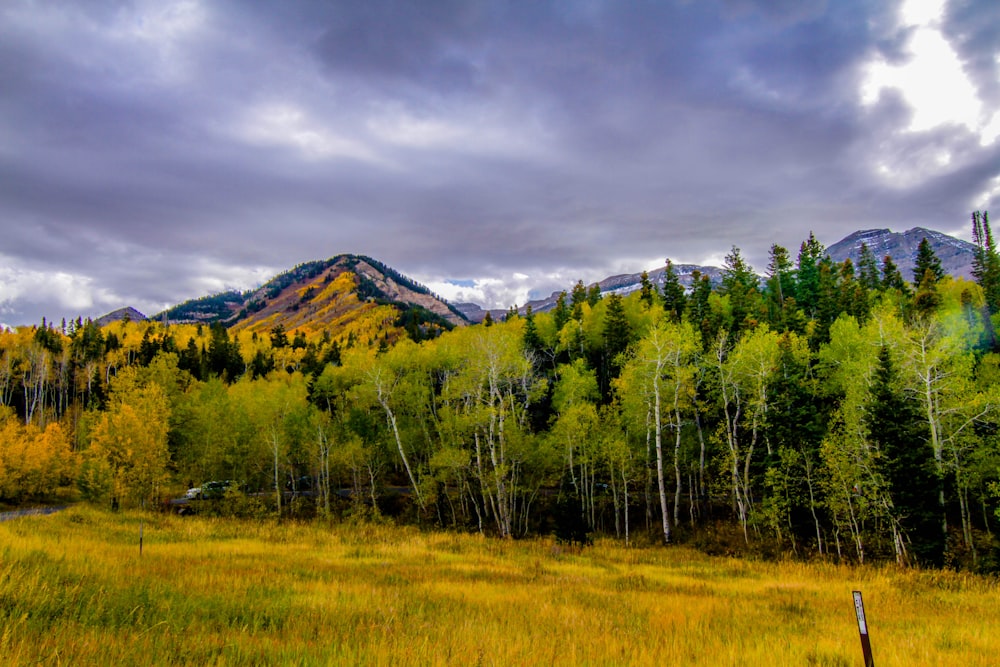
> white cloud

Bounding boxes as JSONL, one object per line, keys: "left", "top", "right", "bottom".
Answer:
{"left": 0, "top": 258, "right": 121, "bottom": 319}
{"left": 368, "top": 112, "right": 466, "bottom": 148}
{"left": 859, "top": 0, "right": 997, "bottom": 187}
{"left": 862, "top": 28, "right": 980, "bottom": 135}
{"left": 235, "top": 104, "right": 386, "bottom": 164}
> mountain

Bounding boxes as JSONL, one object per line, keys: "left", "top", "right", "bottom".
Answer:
{"left": 122, "top": 226, "right": 978, "bottom": 330}
{"left": 93, "top": 306, "right": 147, "bottom": 327}
{"left": 456, "top": 227, "right": 974, "bottom": 323}
{"left": 826, "top": 227, "right": 976, "bottom": 281}
{"left": 153, "top": 254, "right": 468, "bottom": 337}
{"left": 457, "top": 263, "right": 724, "bottom": 323}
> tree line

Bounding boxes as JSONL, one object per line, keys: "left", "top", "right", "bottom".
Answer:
{"left": 1, "top": 212, "right": 999, "bottom": 570}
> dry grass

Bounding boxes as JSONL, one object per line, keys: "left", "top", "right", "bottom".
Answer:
{"left": 0, "top": 507, "right": 996, "bottom": 665}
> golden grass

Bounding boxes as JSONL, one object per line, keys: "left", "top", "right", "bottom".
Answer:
{"left": 0, "top": 507, "right": 996, "bottom": 665}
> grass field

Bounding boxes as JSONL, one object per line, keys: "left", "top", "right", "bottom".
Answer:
{"left": 0, "top": 507, "right": 996, "bottom": 665}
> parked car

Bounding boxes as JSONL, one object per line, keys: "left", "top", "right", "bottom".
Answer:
{"left": 186, "top": 480, "right": 238, "bottom": 500}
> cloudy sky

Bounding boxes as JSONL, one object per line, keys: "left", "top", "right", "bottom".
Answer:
{"left": 2, "top": 0, "right": 999, "bottom": 327}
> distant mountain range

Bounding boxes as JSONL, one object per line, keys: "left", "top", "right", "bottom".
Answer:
{"left": 456, "top": 227, "right": 978, "bottom": 322}
{"left": 825, "top": 227, "right": 976, "bottom": 280}
{"left": 97, "top": 227, "right": 979, "bottom": 328}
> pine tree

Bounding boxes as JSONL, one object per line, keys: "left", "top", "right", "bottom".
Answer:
{"left": 523, "top": 305, "right": 543, "bottom": 357}
{"left": 688, "top": 270, "right": 714, "bottom": 346}
{"left": 553, "top": 291, "right": 570, "bottom": 331}
{"left": 661, "top": 260, "right": 686, "bottom": 323}
{"left": 868, "top": 345, "right": 944, "bottom": 566}
{"left": 765, "top": 244, "right": 795, "bottom": 328}
{"left": 881, "top": 255, "right": 908, "bottom": 293}
{"left": 912, "top": 269, "right": 942, "bottom": 318}
{"left": 720, "top": 246, "right": 761, "bottom": 335}
{"left": 570, "top": 280, "right": 587, "bottom": 321}
{"left": 858, "top": 242, "right": 882, "bottom": 292}
{"left": 639, "top": 271, "right": 654, "bottom": 306}
{"left": 601, "top": 293, "right": 631, "bottom": 395}
{"left": 587, "top": 283, "right": 602, "bottom": 306}
{"left": 972, "top": 210, "right": 1000, "bottom": 312}
{"left": 795, "top": 232, "right": 824, "bottom": 317}
{"left": 912, "top": 237, "right": 944, "bottom": 286}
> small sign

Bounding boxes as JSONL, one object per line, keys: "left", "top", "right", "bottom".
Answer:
{"left": 852, "top": 590, "right": 874, "bottom": 667}
{"left": 853, "top": 590, "right": 867, "bottom": 634}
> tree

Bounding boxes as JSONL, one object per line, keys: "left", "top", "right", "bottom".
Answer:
{"left": 870, "top": 345, "right": 943, "bottom": 566}
{"left": 912, "top": 237, "right": 944, "bottom": 287}
{"left": 439, "top": 323, "right": 545, "bottom": 537}
{"left": 713, "top": 325, "right": 782, "bottom": 542}
{"left": 618, "top": 317, "right": 700, "bottom": 543}
{"left": 662, "top": 260, "right": 686, "bottom": 323}
{"left": 587, "top": 283, "right": 602, "bottom": 306}
{"left": 720, "top": 246, "right": 762, "bottom": 336}
{"left": 858, "top": 242, "right": 881, "bottom": 292}
{"left": 0, "top": 410, "right": 74, "bottom": 502}
{"left": 553, "top": 291, "right": 570, "bottom": 331}
{"left": 765, "top": 244, "right": 795, "bottom": 329}
{"left": 86, "top": 369, "right": 171, "bottom": 508}
{"left": 971, "top": 210, "right": 999, "bottom": 348}
{"left": 881, "top": 255, "right": 908, "bottom": 293}
{"left": 601, "top": 293, "right": 632, "bottom": 395}
{"left": 639, "top": 271, "right": 654, "bottom": 307}
{"left": 570, "top": 280, "right": 588, "bottom": 321}
{"left": 796, "top": 233, "right": 825, "bottom": 317}
{"left": 551, "top": 359, "right": 601, "bottom": 530}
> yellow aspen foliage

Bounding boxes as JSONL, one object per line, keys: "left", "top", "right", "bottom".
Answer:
{"left": 86, "top": 373, "right": 171, "bottom": 508}
{"left": 0, "top": 410, "right": 75, "bottom": 501}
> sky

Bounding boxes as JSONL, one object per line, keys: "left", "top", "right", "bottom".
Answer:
{"left": 2, "top": 0, "right": 999, "bottom": 328}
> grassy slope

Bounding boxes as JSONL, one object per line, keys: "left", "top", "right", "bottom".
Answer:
{"left": 0, "top": 507, "right": 996, "bottom": 666}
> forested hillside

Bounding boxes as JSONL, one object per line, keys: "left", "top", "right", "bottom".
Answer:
{"left": 2, "top": 213, "right": 1000, "bottom": 571}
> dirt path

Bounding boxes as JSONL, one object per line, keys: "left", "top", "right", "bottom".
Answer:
{"left": 0, "top": 505, "right": 69, "bottom": 521}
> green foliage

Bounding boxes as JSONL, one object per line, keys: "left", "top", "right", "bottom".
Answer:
{"left": 2, "top": 222, "right": 1000, "bottom": 569}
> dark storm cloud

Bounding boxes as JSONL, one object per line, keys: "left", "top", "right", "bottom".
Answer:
{"left": 1, "top": 0, "right": 997, "bottom": 325}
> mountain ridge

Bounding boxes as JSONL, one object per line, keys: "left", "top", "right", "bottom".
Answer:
{"left": 94, "top": 227, "right": 977, "bottom": 327}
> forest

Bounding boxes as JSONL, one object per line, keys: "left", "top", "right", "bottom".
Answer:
{"left": 2, "top": 212, "right": 1000, "bottom": 571}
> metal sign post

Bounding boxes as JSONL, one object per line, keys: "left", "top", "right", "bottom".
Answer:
{"left": 853, "top": 590, "right": 874, "bottom": 667}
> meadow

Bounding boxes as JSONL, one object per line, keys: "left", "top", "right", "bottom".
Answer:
{"left": 0, "top": 507, "right": 997, "bottom": 666}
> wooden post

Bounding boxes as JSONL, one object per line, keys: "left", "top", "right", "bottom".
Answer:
{"left": 853, "top": 590, "right": 874, "bottom": 667}
{"left": 139, "top": 519, "right": 144, "bottom": 556}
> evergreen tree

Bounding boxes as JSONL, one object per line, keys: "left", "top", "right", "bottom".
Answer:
{"left": 661, "top": 260, "right": 686, "bottom": 323}
{"left": 639, "top": 271, "right": 654, "bottom": 306}
{"left": 972, "top": 210, "right": 1000, "bottom": 312}
{"left": 868, "top": 345, "right": 944, "bottom": 566}
{"left": 570, "top": 280, "right": 588, "bottom": 321}
{"left": 912, "top": 237, "right": 944, "bottom": 287}
{"left": 270, "top": 324, "right": 289, "bottom": 349}
{"left": 587, "top": 283, "right": 602, "bottom": 306}
{"left": 720, "top": 246, "right": 761, "bottom": 335}
{"left": 601, "top": 293, "right": 631, "bottom": 397}
{"left": 912, "top": 269, "right": 942, "bottom": 318}
{"left": 881, "top": 255, "right": 908, "bottom": 293}
{"left": 765, "top": 244, "right": 795, "bottom": 328}
{"left": 795, "top": 233, "right": 825, "bottom": 317}
{"left": 178, "top": 337, "right": 203, "bottom": 381}
{"left": 837, "top": 258, "right": 867, "bottom": 322}
{"left": 523, "top": 305, "right": 543, "bottom": 358}
{"left": 812, "top": 256, "right": 839, "bottom": 346}
{"left": 553, "top": 291, "right": 570, "bottom": 331}
{"left": 207, "top": 322, "right": 243, "bottom": 381}
{"left": 858, "top": 242, "right": 882, "bottom": 292}
{"left": 688, "top": 271, "right": 714, "bottom": 347}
